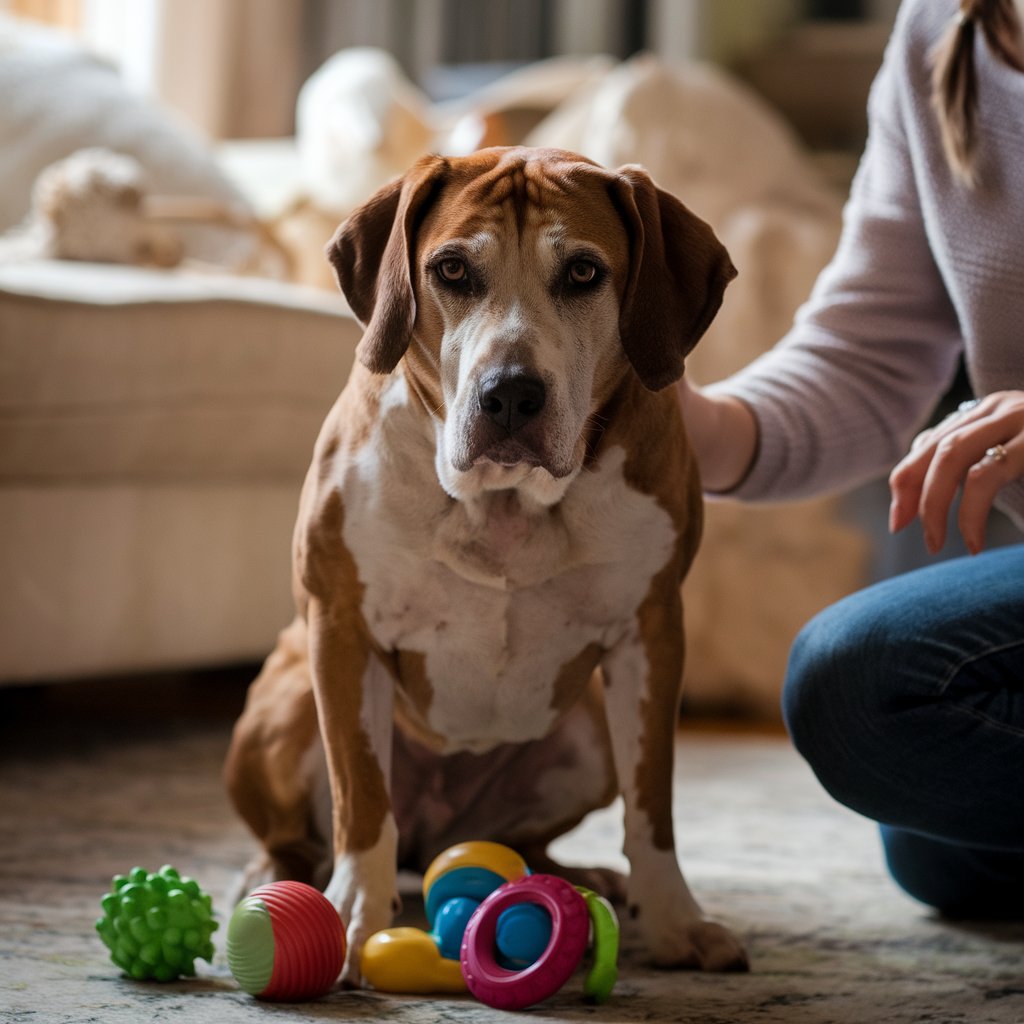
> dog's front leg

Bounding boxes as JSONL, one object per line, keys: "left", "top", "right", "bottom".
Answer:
{"left": 603, "top": 594, "right": 748, "bottom": 972}
{"left": 307, "top": 596, "right": 397, "bottom": 986}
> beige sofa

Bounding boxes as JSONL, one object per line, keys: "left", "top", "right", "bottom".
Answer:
{"left": 0, "top": 14, "right": 364, "bottom": 683}
{"left": 0, "top": 260, "right": 357, "bottom": 682}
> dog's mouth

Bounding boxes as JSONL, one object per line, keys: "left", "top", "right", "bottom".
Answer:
{"left": 465, "top": 433, "right": 581, "bottom": 481}
{"left": 441, "top": 418, "right": 581, "bottom": 505}
{"left": 472, "top": 438, "right": 545, "bottom": 471}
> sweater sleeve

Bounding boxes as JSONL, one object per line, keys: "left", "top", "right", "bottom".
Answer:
{"left": 705, "top": 8, "right": 964, "bottom": 502}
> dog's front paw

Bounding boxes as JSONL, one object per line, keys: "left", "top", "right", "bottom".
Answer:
{"left": 642, "top": 914, "right": 749, "bottom": 972}
{"left": 323, "top": 851, "right": 398, "bottom": 987}
{"left": 627, "top": 853, "right": 749, "bottom": 972}
{"left": 337, "top": 904, "right": 395, "bottom": 987}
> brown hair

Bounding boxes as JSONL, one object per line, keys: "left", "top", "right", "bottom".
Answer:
{"left": 932, "top": 0, "right": 1024, "bottom": 186}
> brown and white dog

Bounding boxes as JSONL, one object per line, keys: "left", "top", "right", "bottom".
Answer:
{"left": 224, "top": 146, "right": 746, "bottom": 984}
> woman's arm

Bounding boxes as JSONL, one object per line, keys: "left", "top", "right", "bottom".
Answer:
{"left": 680, "top": 7, "right": 966, "bottom": 507}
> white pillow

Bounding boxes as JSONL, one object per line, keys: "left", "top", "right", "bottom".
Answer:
{"left": 0, "top": 14, "right": 254, "bottom": 264}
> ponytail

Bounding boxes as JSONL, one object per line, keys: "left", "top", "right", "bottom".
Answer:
{"left": 931, "top": 0, "right": 1023, "bottom": 187}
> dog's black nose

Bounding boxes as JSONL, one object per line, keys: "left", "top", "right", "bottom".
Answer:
{"left": 477, "top": 372, "right": 546, "bottom": 434}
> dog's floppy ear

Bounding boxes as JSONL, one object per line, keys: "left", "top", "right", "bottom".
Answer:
{"left": 326, "top": 155, "right": 448, "bottom": 374}
{"left": 610, "top": 165, "right": 736, "bottom": 391}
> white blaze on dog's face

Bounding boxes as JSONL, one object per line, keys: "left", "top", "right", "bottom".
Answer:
{"left": 411, "top": 158, "right": 632, "bottom": 506}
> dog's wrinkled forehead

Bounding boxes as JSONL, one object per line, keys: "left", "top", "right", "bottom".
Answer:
{"left": 456, "top": 149, "right": 589, "bottom": 218}
{"left": 418, "top": 147, "right": 628, "bottom": 262}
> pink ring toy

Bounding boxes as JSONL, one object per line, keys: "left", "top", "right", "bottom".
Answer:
{"left": 460, "top": 875, "right": 589, "bottom": 1010}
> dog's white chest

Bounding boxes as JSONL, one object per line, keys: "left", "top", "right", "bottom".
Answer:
{"left": 340, "top": 415, "right": 676, "bottom": 752}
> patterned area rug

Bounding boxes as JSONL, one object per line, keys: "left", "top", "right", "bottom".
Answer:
{"left": 1, "top": 679, "right": 1022, "bottom": 1024}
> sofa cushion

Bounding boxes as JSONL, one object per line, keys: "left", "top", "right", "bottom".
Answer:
{"left": 1, "top": 482, "right": 301, "bottom": 681}
{"left": 0, "top": 260, "right": 359, "bottom": 483}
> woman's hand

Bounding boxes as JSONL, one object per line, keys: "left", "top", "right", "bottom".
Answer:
{"left": 888, "top": 390, "right": 1024, "bottom": 555}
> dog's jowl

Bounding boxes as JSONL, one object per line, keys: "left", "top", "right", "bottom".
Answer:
{"left": 225, "top": 146, "right": 746, "bottom": 984}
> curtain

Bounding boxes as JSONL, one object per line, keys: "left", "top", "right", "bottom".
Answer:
{"left": 4, "top": 0, "right": 80, "bottom": 30}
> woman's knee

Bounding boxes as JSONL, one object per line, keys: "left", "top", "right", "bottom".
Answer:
{"left": 783, "top": 552, "right": 1024, "bottom": 850}
{"left": 781, "top": 590, "right": 902, "bottom": 803}
{"left": 782, "top": 597, "right": 879, "bottom": 747}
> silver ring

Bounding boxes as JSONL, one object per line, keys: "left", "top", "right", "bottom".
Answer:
{"left": 984, "top": 443, "right": 1008, "bottom": 462}
{"left": 941, "top": 397, "right": 981, "bottom": 426}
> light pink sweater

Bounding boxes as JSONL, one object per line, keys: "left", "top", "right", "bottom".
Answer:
{"left": 709, "top": 0, "right": 1024, "bottom": 530}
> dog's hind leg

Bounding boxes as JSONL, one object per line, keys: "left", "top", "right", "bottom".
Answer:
{"left": 223, "top": 618, "right": 332, "bottom": 902}
{"left": 515, "top": 847, "right": 627, "bottom": 904}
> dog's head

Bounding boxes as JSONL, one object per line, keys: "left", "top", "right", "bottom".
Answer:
{"left": 328, "top": 146, "right": 734, "bottom": 504}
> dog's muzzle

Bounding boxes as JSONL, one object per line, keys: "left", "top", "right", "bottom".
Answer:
{"left": 469, "top": 370, "right": 550, "bottom": 469}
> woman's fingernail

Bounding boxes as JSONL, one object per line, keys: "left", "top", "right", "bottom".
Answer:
{"left": 888, "top": 500, "right": 901, "bottom": 533}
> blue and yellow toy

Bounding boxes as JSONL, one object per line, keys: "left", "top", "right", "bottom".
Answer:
{"left": 361, "top": 841, "right": 619, "bottom": 1009}
{"left": 361, "top": 840, "right": 531, "bottom": 993}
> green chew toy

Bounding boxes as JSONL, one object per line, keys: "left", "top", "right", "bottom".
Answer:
{"left": 96, "top": 865, "right": 218, "bottom": 981}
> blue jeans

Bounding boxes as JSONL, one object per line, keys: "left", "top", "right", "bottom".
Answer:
{"left": 782, "top": 544, "right": 1024, "bottom": 918}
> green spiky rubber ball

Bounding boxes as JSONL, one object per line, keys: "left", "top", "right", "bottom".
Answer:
{"left": 96, "top": 865, "right": 218, "bottom": 981}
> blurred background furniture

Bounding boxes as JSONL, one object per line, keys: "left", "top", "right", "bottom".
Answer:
{"left": 0, "top": 12, "right": 359, "bottom": 681}
{"left": 0, "top": 260, "right": 357, "bottom": 681}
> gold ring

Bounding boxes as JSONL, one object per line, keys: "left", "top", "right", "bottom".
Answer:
{"left": 984, "top": 443, "right": 1008, "bottom": 462}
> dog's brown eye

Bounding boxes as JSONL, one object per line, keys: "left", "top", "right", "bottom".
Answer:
{"left": 568, "top": 261, "right": 597, "bottom": 285}
{"left": 438, "top": 258, "right": 466, "bottom": 282}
